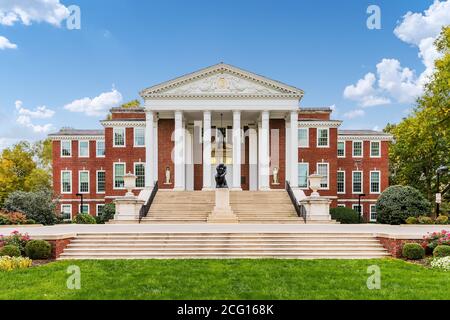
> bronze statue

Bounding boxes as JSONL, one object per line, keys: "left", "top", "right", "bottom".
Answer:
{"left": 215, "top": 164, "right": 228, "bottom": 188}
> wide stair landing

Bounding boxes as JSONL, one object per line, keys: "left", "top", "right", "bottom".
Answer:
{"left": 58, "top": 232, "right": 389, "bottom": 260}
{"left": 141, "top": 191, "right": 307, "bottom": 224}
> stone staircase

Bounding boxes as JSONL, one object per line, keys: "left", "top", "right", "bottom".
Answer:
{"left": 58, "top": 232, "right": 390, "bottom": 259}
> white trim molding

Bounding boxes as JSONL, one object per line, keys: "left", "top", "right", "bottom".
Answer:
{"left": 101, "top": 120, "right": 145, "bottom": 128}
{"left": 298, "top": 120, "right": 342, "bottom": 128}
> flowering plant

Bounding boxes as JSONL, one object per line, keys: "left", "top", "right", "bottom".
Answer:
{"left": 431, "top": 256, "right": 450, "bottom": 271}
{"left": 0, "top": 231, "right": 31, "bottom": 255}
{"left": 0, "top": 256, "right": 32, "bottom": 271}
{"left": 422, "top": 230, "right": 450, "bottom": 251}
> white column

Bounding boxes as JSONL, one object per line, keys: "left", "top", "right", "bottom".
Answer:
{"left": 153, "top": 119, "right": 158, "bottom": 185}
{"left": 285, "top": 118, "right": 290, "bottom": 186}
{"left": 289, "top": 111, "right": 299, "bottom": 188}
{"left": 258, "top": 111, "right": 270, "bottom": 190}
{"left": 232, "top": 111, "right": 242, "bottom": 190}
{"left": 249, "top": 125, "right": 258, "bottom": 191}
{"left": 202, "top": 111, "right": 212, "bottom": 190}
{"left": 174, "top": 111, "right": 185, "bottom": 190}
{"left": 145, "top": 111, "right": 155, "bottom": 188}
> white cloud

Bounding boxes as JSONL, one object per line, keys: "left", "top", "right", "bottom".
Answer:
{"left": 16, "top": 115, "right": 52, "bottom": 133}
{"left": 343, "top": 109, "right": 365, "bottom": 119}
{"left": 14, "top": 100, "right": 55, "bottom": 133}
{"left": 343, "top": 0, "right": 450, "bottom": 107}
{"left": 0, "top": 0, "right": 70, "bottom": 27}
{"left": 0, "top": 35, "right": 17, "bottom": 49}
{"left": 64, "top": 89, "right": 123, "bottom": 116}
{"left": 0, "top": 138, "right": 20, "bottom": 152}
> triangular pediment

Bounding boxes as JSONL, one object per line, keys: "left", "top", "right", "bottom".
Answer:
{"left": 140, "top": 63, "right": 304, "bottom": 99}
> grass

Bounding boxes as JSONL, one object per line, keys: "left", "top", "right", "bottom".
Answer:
{"left": 0, "top": 258, "right": 449, "bottom": 300}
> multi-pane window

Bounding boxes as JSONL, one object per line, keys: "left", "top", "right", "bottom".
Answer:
{"left": 370, "top": 171, "right": 380, "bottom": 193}
{"left": 353, "top": 141, "right": 363, "bottom": 157}
{"left": 61, "top": 204, "right": 72, "bottom": 221}
{"left": 352, "top": 171, "right": 363, "bottom": 194}
{"left": 79, "top": 171, "right": 89, "bottom": 193}
{"left": 317, "top": 128, "right": 329, "bottom": 147}
{"left": 298, "top": 128, "right": 309, "bottom": 148}
{"left": 353, "top": 204, "right": 363, "bottom": 216}
{"left": 370, "top": 205, "right": 377, "bottom": 222}
{"left": 114, "top": 163, "right": 125, "bottom": 189}
{"left": 97, "top": 171, "right": 105, "bottom": 193}
{"left": 79, "top": 141, "right": 89, "bottom": 157}
{"left": 96, "top": 204, "right": 105, "bottom": 217}
{"left": 337, "top": 142, "right": 345, "bottom": 157}
{"left": 337, "top": 171, "right": 345, "bottom": 194}
{"left": 61, "top": 141, "right": 72, "bottom": 157}
{"left": 96, "top": 140, "right": 105, "bottom": 157}
{"left": 134, "top": 128, "right": 145, "bottom": 147}
{"left": 134, "top": 163, "right": 145, "bottom": 188}
{"left": 298, "top": 163, "right": 309, "bottom": 188}
{"left": 317, "top": 163, "right": 329, "bottom": 189}
{"left": 79, "top": 204, "right": 89, "bottom": 214}
{"left": 114, "top": 128, "right": 125, "bottom": 147}
{"left": 61, "top": 171, "right": 72, "bottom": 193}
{"left": 370, "top": 141, "right": 380, "bottom": 157}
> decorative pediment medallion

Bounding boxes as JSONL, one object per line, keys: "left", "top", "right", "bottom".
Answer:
{"left": 140, "top": 63, "right": 304, "bottom": 99}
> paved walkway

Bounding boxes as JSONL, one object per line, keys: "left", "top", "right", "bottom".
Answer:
{"left": 1, "top": 223, "right": 448, "bottom": 239}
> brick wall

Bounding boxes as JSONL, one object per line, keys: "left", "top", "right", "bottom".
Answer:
{"left": 270, "top": 119, "right": 286, "bottom": 189}
{"left": 158, "top": 119, "right": 175, "bottom": 189}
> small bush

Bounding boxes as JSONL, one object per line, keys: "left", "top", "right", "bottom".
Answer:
{"left": 0, "top": 231, "right": 31, "bottom": 254}
{"left": 99, "top": 203, "right": 115, "bottom": 223}
{"left": 435, "top": 215, "right": 449, "bottom": 225}
{"left": 0, "top": 215, "right": 11, "bottom": 225}
{"left": 25, "top": 240, "right": 51, "bottom": 260}
{"left": 405, "top": 217, "right": 418, "bottom": 224}
{"left": 431, "top": 256, "right": 450, "bottom": 271}
{"left": 402, "top": 243, "right": 425, "bottom": 260}
{"left": 418, "top": 216, "right": 434, "bottom": 224}
{"left": 0, "top": 211, "right": 28, "bottom": 225}
{"left": 330, "top": 207, "right": 360, "bottom": 224}
{"left": 433, "top": 245, "right": 450, "bottom": 258}
{"left": 0, "top": 245, "right": 21, "bottom": 257}
{"left": 0, "top": 256, "right": 32, "bottom": 271}
{"left": 73, "top": 213, "right": 96, "bottom": 224}
{"left": 423, "top": 230, "right": 450, "bottom": 251}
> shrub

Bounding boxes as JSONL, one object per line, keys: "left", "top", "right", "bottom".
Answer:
{"left": 0, "top": 211, "right": 28, "bottom": 225}
{"left": 25, "top": 240, "right": 51, "bottom": 260}
{"left": 376, "top": 185, "right": 431, "bottom": 225}
{"left": 0, "top": 245, "right": 21, "bottom": 257}
{"left": 431, "top": 256, "right": 450, "bottom": 271}
{"left": 99, "top": 203, "right": 115, "bottom": 223}
{"left": 3, "top": 190, "right": 57, "bottom": 225}
{"left": 402, "top": 243, "right": 425, "bottom": 260}
{"left": 435, "top": 215, "right": 449, "bottom": 225}
{"left": 433, "top": 245, "right": 450, "bottom": 258}
{"left": 0, "top": 256, "right": 32, "bottom": 271}
{"left": 0, "top": 215, "right": 11, "bottom": 225}
{"left": 418, "top": 216, "right": 434, "bottom": 224}
{"left": 405, "top": 217, "right": 418, "bottom": 224}
{"left": 422, "top": 230, "right": 450, "bottom": 251}
{"left": 0, "top": 231, "right": 31, "bottom": 254}
{"left": 330, "top": 207, "right": 360, "bottom": 224}
{"left": 73, "top": 213, "right": 96, "bottom": 224}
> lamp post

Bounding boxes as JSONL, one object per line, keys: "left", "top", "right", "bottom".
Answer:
{"left": 436, "top": 166, "right": 449, "bottom": 217}
{"left": 76, "top": 193, "right": 84, "bottom": 213}
{"left": 358, "top": 193, "right": 366, "bottom": 223}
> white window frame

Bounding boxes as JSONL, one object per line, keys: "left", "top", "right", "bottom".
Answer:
{"left": 134, "top": 162, "right": 145, "bottom": 189}
{"left": 337, "top": 170, "right": 346, "bottom": 194}
{"left": 96, "top": 204, "right": 105, "bottom": 217}
{"left": 316, "top": 128, "right": 330, "bottom": 148}
{"left": 78, "top": 170, "right": 90, "bottom": 194}
{"left": 113, "top": 162, "right": 126, "bottom": 190}
{"left": 134, "top": 127, "right": 145, "bottom": 147}
{"left": 96, "top": 140, "right": 105, "bottom": 158}
{"left": 113, "top": 128, "right": 126, "bottom": 147}
{"left": 352, "top": 141, "right": 363, "bottom": 158}
{"left": 337, "top": 141, "right": 346, "bottom": 158}
{"left": 78, "top": 140, "right": 90, "bottom": 158}
{"left": 370, "top": 170, "right": 381, "bottom": 194}
{"left": 96, "top": 170, "right": 106, "bottom": 194}
{"left": 352, "top": 170, "right": 363, "bottom": 194}
{"left": 370, "top": 204, "right": 377, "bottom": 222}
{"left": 298, "top": 128, "right": 309, "bottom": 148}
{"left": 370, "top": 141, "right": 381, "bottom": 158}
{"left": 298, "top": 162, "right": 309, "bottom": 189}
{"left": 337, "top": 204, "right": 346, "bottom": 208}
{"left": 79, "top": 204, "right": 89, "bottom": 214}
{"left": 60, "top": 140, "right": 72, "bottom": 158}
{"left": 61, "top": 204, "right": 72, "bottom": 221}
{"left": 353, "top": 204, "right": 363, "bottom": 216}
{"left": 61, "top": 170, "right": 72, "bottom": 194}
{"left": 316, "top": 162, "right": 329, "bottom": 190}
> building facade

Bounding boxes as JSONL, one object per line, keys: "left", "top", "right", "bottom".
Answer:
{"left": 49, "top": 63, "right": 392, "bottom": 222}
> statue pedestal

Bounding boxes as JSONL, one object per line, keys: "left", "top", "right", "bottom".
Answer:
{"left": 208, "top": 188, "right": 238, "bottom": 223}
{"left": 300, "top": 196, "right": 332, "bottom": 221}
{"left": 114, "top": 195, "right": 145, "bottom": 221}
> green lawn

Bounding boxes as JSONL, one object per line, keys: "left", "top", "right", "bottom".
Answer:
{"left": 0, "top": 259, "right": 449, "bottom": 300}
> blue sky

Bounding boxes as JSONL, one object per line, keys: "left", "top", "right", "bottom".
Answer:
{"left": 0, "top": 0, "right": 449, "bottom": 149}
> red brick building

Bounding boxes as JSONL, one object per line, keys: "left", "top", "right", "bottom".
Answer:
{"left": 49, "top": 64, "right": 392, "bottom": 222}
